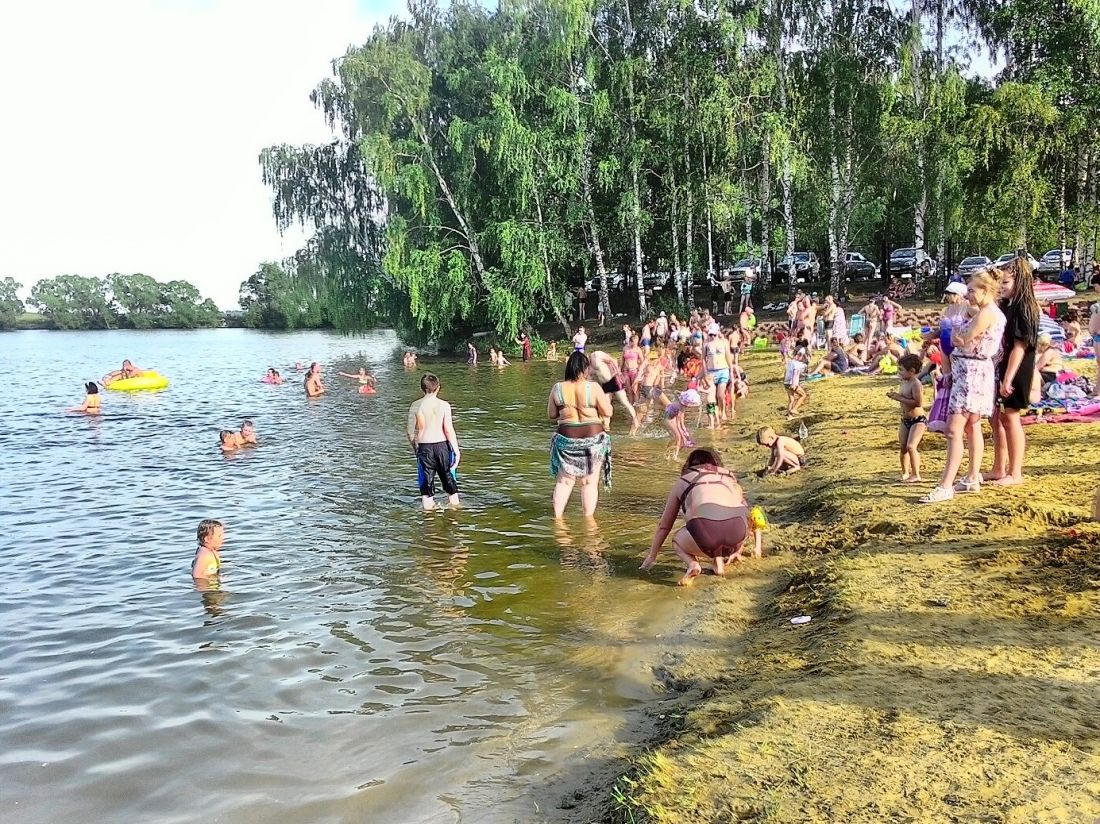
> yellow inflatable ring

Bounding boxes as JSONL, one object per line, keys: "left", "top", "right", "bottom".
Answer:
{"left": 106, "top": 372, "right": 170, "bottom": 391}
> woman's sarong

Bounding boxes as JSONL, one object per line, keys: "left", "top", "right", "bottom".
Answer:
{"left": 550, "top": 432, "right": 612, "bottom": 488}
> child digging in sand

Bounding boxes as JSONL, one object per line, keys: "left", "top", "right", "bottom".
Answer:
{"left": 887, "top": 354, "right": 928, "bottom": 483}
{"left": 756, "top": 426, "right": 806, "bottom": 475}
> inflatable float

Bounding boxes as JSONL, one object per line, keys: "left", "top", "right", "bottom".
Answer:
{"left": 359, "top": 384, "right": 377, "bottom": 395}
{"left": 106, "top": 372, "right": 170, "bottom": 391}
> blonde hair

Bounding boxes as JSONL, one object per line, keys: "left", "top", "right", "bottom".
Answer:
{"left": 968, "top": 268, "right": 1001, "bottom": 295}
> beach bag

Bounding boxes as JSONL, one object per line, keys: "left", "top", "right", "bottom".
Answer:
{"left": 928, "top": 375, "right": 950, "bottom": 433}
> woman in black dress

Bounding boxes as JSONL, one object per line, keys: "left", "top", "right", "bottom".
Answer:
{"left": 986, "top": 256, "right": 1040, "bottom": 485}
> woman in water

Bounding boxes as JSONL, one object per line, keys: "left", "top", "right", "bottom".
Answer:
{"left": 621, "top": 334, "right": 643, "bottom": 402}
{"left": 547, "top": 351, "right": 613, "bottom": 518}
{"left": 69, "top": 382, "right": 101, "bottom": 414}
{"left": 641, "top": 448, "right": 751, "bottom": 586}
{"left": 338, "top": 367, "right": 377, "bottom": 387}
{"left": 921, "top": 269, "right": 1006, "bottom": 503}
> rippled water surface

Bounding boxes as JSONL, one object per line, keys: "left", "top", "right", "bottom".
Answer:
{"left": 1, "top": 329, "right": 693, "bottom": 824}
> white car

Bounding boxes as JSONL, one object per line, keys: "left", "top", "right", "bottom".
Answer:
{"left": 994, "top": 252, "right": 1043, "bottom": 272}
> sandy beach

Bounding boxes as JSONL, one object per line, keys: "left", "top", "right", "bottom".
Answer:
{"left": 605, "top": 349, "right": 1100, "bottom": 823}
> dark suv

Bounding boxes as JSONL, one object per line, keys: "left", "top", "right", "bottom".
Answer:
{"left": 888, "top": 247, "right": 935, "bottom": 278}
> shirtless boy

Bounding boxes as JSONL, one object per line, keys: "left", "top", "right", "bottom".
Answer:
{"left": 304, "top": 362, "right": 326, "bottom": 397}
{"left": 589, "top": 350, "right": 640, "bottom": 434}
{"left": 756, "top": 426, "right": 806, "bottom": 475}
{"left": 886, "top": 353, "right": 927, "bottom": 482}
{"left": 406, "top": 373, "right": 461, "bottom": 510}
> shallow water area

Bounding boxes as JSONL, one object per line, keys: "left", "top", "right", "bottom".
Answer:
{"left": 0, "top": 329, "right": 712, "bottom": 824}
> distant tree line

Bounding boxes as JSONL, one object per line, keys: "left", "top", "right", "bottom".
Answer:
{"left": 0, "top": 273, "right": 221, "bottom": 331}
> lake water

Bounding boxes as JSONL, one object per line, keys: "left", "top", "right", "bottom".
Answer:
{"left": 0, "top": 329, "right": 700, "bottom": 824}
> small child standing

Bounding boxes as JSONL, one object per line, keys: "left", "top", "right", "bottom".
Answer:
{"left": 886, "top": 353, "right": 928, "bottom": 482}
{"left": 784, "top": 346, "right": 808, "bottom": 418}
{"left": 698, "top": 371, "right": 719, "bottom": 429}
{"left": 756, "top": 426, "right": 806, "bottom": 475}
{"left": 192, "top": 519, "right": 225, "bottom": 579}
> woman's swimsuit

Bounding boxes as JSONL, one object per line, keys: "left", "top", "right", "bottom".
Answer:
{"left": 678, "top": 470, "right": 749, "bottom": 558}
{"left": 903, "top": 415, "right": 928, "bottom": 429}
{"left": 555, "top": 382, "right": 603, "bottom": 437}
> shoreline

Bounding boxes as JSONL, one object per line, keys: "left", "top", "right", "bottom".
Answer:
{"left": 577, "top": 351, "right": 1100, "bottom": 822}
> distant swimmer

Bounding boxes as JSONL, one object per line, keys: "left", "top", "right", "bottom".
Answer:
{"left": 407, "top": 373, "right": 461, "bottom": 511}
{"left": 467, "top": 343, "right": 477, "bottom": 365}
{"left": 101, "top": 359, "right": 145, "bottom": 386}
{"left": 191, "top": 519, "right": 225, "bottom": 580}
{"left": 641, "top": 448, "right": 751, "bottom": 585}
{"left": 239, "top": 419, "right": 257, "bottom": 445}
{"left": 262, "top": 368, "right": 284, "bottom": 385}
{"left": 404, "top": 351, "right": 418, "bottom": 369}
{"left": 219, "top": 430, "right": 244, "bottom": 452}
{"left": 588, "top": 350, "right": 639, "bottom": 435}
{"left": 304, "top": 362, "right": 326, "bottom": 397}
{"left": 68, "top": 382, "right": 102, "bottom": 415}
{"left": 338, "top": 368, "right": 377, "bottom": 387}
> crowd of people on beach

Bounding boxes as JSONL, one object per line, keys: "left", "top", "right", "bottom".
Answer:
{"left": 66, "top": 257, "right": 1099, "bottom": 587}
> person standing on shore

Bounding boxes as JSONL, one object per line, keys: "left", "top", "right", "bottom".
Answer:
{"left": 548, "top": 352, "right": 613, "bottom": 518}
{"left": 572, "top": 326, "right": 588, "bottom": 353}
{"left": 860, "top": 298, "right": 882, "bottom": 346}
{"left": 407, "top": 373, "right": 461, "bottom": 511}
{"left": 576, "top": 284, "right": 587, "bottom": 321}
{"left": 920, "top": 269, "right": 1006, "bottom": 503}
{"left": 984, "top": 257, "right": 1040, "bottom": 486}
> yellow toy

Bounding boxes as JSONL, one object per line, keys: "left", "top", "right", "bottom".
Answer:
{"left": 749, "top": 506, "right": 767, "bottom": 558}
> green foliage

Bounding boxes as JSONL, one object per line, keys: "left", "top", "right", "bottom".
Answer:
{"left": 0, "top": 277, "right": 24, "bottom": 329}
{"left": 30, "top": 275, "right": 119, "bottom": 330}
{"left": 259, "top": 0, "right": 1100, "bottom": 347}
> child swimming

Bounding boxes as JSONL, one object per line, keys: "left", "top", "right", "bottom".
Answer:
{"left": 239, "top": 420, "right": 257, "bottom": 445}
{"left": 219, "top": 430, "right": 244, "bottom": 452}
{"left": 68, "top": 382, "right": 101, "bottom": 415}
{"left": 192, "top": 519, "right": 225, "bottom": 580}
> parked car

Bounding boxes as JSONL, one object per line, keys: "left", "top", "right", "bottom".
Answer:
{"left": 780, "top": 251, "right": 821, "bottom": 283}
{"left": 844, "top": 252, "right": 878, "bottom": 281}
{"left": 730, "top": 258, "right": 766, "bottom": 283}
{"left": 584, "top": 272, "right": 625, "bottom": 291}
{"left": 956, "top": 255, "right": 992, "bottom": 278}
{"left": 994, "top": 252, "right": 1043, "bottom": 272}
{"left": 1037, "top": 248, "right": 1075, "bottom": 276}
{"left": 887, "top": 247, "right": 935, "bottom": 278}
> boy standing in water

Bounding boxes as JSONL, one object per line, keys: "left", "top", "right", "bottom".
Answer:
{"left": 407, "top": 373, "right": 461, "bottom": 510}
{"left": 192, "top": 519, "right": 225, "bottom": 579}
{"left": 887, "top": 354, "right": 927, "bottom": 482}
{"left": 304, "top": 362, "right": 326, "bottom": 397}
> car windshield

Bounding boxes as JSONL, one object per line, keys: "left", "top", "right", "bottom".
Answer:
{"left": 996, "top": 254, "right": 1014, "bottom": 263}
{"left": 891, "top": 248, "right": 916, "bottom": 258}
{"left": 733, "top": 259, "right": 756, "bottom": 268}
{"left": 961, "top": 257, "right": 987, "bottom": 265}
{"left": 1043, "top": 250, "right": 1067, "bottom": 258}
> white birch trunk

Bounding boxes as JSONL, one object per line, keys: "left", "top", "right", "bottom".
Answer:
{"left": 761, "top": 129, "right": 773, "bottom": 287}
{"left": 911, "top": 0, "right": 927, "bottom": 252}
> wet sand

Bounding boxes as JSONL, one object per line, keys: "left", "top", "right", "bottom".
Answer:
{"left": 599, "top": 350, "right": 1100, "bottom": 823}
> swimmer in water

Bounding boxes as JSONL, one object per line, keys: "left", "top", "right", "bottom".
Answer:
{"left": 588, "top": 350, "right": 639, "bottom": 434}
{"left": 239, "top": 419, "right": 257, "bottom": 445}
{"left": 404, "top": 351, "right": 418, "bottom": 369}
{"left": 192, "top": 519, "right": 225, "bottom": 580}
{"left": 304, "top": 362, "right": 326, "bottom": 397}
{"left": 338, "top": 368, "right": 377, "bottom": 387}
{"left": 69, "top": 382, "right": 102, "bottom": 414}
{"left": 101, "top": 359, "right": 145, "bottom": 386}
{"left": 219, "top": 430, "right": 244, "bottom": 452}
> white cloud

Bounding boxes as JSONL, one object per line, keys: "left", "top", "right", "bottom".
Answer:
{"left": 0, "top": 0, "right": 401, "bottom": 308}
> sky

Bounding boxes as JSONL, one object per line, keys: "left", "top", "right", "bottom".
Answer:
{"left": 0, "top": 0, "right": 403, "bottom": 309}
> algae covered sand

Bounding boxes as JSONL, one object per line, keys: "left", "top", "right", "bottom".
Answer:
{"left": 613, "top": 352, "right": 1100, "bottom": 824}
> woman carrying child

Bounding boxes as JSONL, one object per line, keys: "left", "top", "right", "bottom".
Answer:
{"left": 640, "top": 448, "right": 752, "bottom": 586}
{"left": 920, "top": 269, "right": 1006, "bottom": 503}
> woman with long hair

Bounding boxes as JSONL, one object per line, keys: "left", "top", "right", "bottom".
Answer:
{"left": 641, "top": 448, "right": 751, "bottom": 586}
{"left": 920, "top": 269, "right": 1006, "bottom": 503}
{"left": 984, "top": 257, "right": 1040, "bottom": 485}
{"left": 547, "top": 351, "right": 614, "bottom": 518}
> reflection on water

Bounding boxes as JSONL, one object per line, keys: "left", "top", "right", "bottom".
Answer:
{"left": 0, "top": 329, "right": 734, "bottom": 824}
